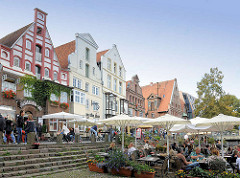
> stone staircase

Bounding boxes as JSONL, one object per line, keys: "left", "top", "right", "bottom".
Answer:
{"left": 0, "top": 143, "right": 109, "bottom": 177}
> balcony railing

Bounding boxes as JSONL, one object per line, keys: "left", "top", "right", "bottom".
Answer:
{"left": 35, "top": 52, "right": 42, "bottom": 62}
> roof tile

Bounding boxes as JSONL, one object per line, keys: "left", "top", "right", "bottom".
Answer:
{"left": 96, "top": 49, "right": 109, "bottom": 62}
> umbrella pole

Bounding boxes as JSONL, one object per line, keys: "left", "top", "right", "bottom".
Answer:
{"left": 198, "top": 130, "right": 201, "bottom": 149}
{"left": 221, "top": 131, "right": 224, "bottom": 157}
{"left": 135, "top": 127, "right": 137, "bottom": 148}
{"left": 122, "top": 127, "right": 125, "bottom": 151}
{"left": 167, "top": 131, "right": 169, "bottom": 172}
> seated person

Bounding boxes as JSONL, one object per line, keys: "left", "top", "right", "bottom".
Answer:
{"left": 171, "top": 142, "right": 178, "bottom": 151}
{"left": 236, "top": 152, "right": 240, "bottom": 173}
{"left": 68, "top": 128, "right": 75, "bottom": 141}
{"left": 190, "top": 147, "right": 205, "bottom": 162}
{"left": 176, "top": 148, "right": 200, "bottom": 171}
{"left": 230, "top": 150, "right": 238, "bottom": 171}
{"left": 107, "top": 142, "right": 116, "bottom": 152}
{"left": 144, "top": 141, "right": 150, "bottom": 150}
{"left": 211, "top": 148, "right": 220, "bottom": 156}
{"left": 128, "top": 142, "right": 136, "bottom": 156}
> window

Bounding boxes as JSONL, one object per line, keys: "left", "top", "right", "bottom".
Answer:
{"left": 49, "top": 119, "right": 58, "bottom": 131}
{"left": 2, "top": 81, "right": 16, "bottom": 92}
{"left": 60, "top": 92, "right": 68, "bottom": 103}
{"left": 2, "top": 51, "right": 8, "bottom": 58}
{"left": 85, "top": 48, "right": 89, "bottom": 60}
{"left": 119, "top": 82, "right": 122, "bottom": 94}
{"left": 79, "top": 60, "right": 82, "bottom": 69}
{"left": 73, "top": 78, "right": 76, "bottom": 87}
{"left": 139, "top": 112, "right": 143, "bottom": 117}
{"left": 74, "top": 90, "right": 80, "bottom": 103}
{"left": 92, "top": 86, "right": 100, "bottom": 96}
{"left": 53, "top": 72, "right": 58, "bottom": 80}
{"left": 13, "top": 57, "right": 20, "bottom": 67}
{"left": 80, "top": 92, "right": 85, "bottom": 104}
{"left": 114, "top": 63, "right": 117, "bottom": 74}
{"left": 26, "top": 40, "right": 32, "bottom": 50}
{"left": 115, "top": 100, "right": 118, "bottom": 112}
{"left": 25, "top": 61, "right": 31, "bottom": 71}
{"left": 113, "top": 79, "right": 117, "bottom": 92}
{"left": 85, "top": 83, "right": 89, "bottom": 92}
{"left": 86, "top": 99, "right": 89, "bottom": 109}
{"left": 85, "top": 64, "right": 89, "bottom": 78}
{"left": 151, "top": 113, "right": 155, "bottom": 118}
{"left": 45, "top": 48, "right": 50, "bottom": 57}
{"left": 50, "top": 93, "right": 58, "bottom": 101}
{"left": 93, "top": 102, "right": 99, "bottom": 111}
{"left": 107, "top": 59, "right": 111, "bottom": 70}
{"left": 24, "top": 88, "right": 32, "bottom": 97}
{"left": 119, "top": 67, "right": 122, "bottom": 77}
{"left": 37, "top": 27, "right": 42, "bottom": 35}
{"left": 45, "top": 68, "right": 50, "bottom": 78}
{"left": 62, "top": 74, "right": 66, "bottom": 79}
{"left": 77, "top": 79, "right": 82, "bottom": 89}
{"left": 107, "top": 75, "right": 111, "bottom": 89}
{"left": 36, "top": 45, "right": 42, "bottom": 53}
{"left": 93, "top": 67, "right": 95, "bottom": 76}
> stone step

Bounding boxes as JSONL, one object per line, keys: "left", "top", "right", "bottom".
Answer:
{"left": 1, "top": 162, "right": 87, "bottom": 177}
{"left": 3, "top": 154, "right": 86, "bottom": 167}
{"left": 1, "top": 158, "right": 87, "bottom": 176}
{"left": 1, "top": 146, "right": 107, "bottom": 161}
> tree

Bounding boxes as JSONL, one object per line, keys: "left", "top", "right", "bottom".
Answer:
{"left": 194, "top": 67, "right": 224, "bottom": 118}
{"left": 219, "top": 94, "right": 240, "bottom": 117}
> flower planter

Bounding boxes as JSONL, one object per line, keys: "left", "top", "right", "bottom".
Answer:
{"left": 134, "top": 171, "right": 155, "bottom": 178}
{"left": 88, "top": 163, "right": 104, "bottom": 173}
{"left": 111, "top": 167, "right": 132, "bottom": 177}
{"left": 50, "top": 103, "right": 58, "bottom": 107}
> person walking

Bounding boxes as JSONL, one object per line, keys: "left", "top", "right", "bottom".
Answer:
{"left": 16, "top": 110, "right": 24, "bottom": 144}
{"left": 90, "top": 125, "right": 98, "bottom": 137}
{"left": 5, "top": 117, "right": 14, "bottom": 144}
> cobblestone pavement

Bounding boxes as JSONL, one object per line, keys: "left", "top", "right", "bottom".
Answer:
{"left": 37, "top": 169, "right": 123, "bottom": 178}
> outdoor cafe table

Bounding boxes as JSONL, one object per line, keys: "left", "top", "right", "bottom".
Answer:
{"left": 137, "top": 157, "right": 160, "bottom": 166}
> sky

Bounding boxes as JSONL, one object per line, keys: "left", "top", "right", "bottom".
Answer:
{"left": 0, "top": 0, "right": 240, "bottom": 98}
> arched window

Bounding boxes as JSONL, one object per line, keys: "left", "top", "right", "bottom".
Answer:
{"left": 14, "top": 57, "right": 20, "bottom": 67}
{"left": 45, "top": 68, "right": 50, "bottom": 78}
{"left": 53, "top": 72, "right": 58, "bottom": 80}
{"left": 25, "top": 61, "right": 31, "bottom": 71}
{"left": 45, "top": 48, "right": 50, "bottom": 57}
{"left": 26, "top": 40, "right": 32, "bottom": 50}
{"left": 37, "top": 27, "right": 42, "bottom": 35}
{"left": 2, "top": 51, "right": 8, "bottom": 58}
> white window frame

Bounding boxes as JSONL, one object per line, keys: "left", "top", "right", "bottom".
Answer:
{"left": 14, "top": 57, "right": 20, "bottom": 67}
{"left": 2, "top": 81, "right": 16, "bottom": 92}
{"left": 49, "top": 119, "right": 58, "bottom": 131}
{"left": 107, "top": 75, "right": 111, "bottom": 89}
{"left": 77, "top": 79, "right": 82, "bottom": 89}
{"left": 85, "top": 48, "right": 90, "bottom": 61}
{"left": 93, "top": 101, "right": 99, "bottom": 111}
{"left": 73, "top": 77, "right": 77, "bottom": 87}
{"left": 50, "top": 93, "right": 58, "bottom": 101}
{"left": 74, "top": 90, "right": 80, "bottom": 103}
{"left": 79, "top": 60, "right": 82, "bottom": 69}
{"left": 80, "top": 92, "right": 85, "bottom": 104}
{"left": 119, "top": 67, "right": 122, "bottom": 77}
{"left": 92, "top": 86, "right": 100, "bottom": 96}
{"left": 86, "top": 99, "right": 89, "bottom": 109}
{"left": 26, "top": 40, "right": 32, "bottom": 50}
{"left": 107, "top": 58, "right": 111, "bottom": 70}
{"left": 119, "top": 82, "right": 122, "bottom": 94}
{"left": 45, "top": 48, "right": 50, "bottom": 57}
{"left": 25, "top": 61, "right": 31, "bottom": 71}
{"left": 85, "top": 82, "right": 89, "bottom": 92}
{"left": 53, "top": 72, "right": 58, "bottom": 81}
{"left": 113, "top": 79, "right": 117, "bottom": 92}
{"left": 45, "top": 68, "right": 50, "bottom": 78}
{"left": 60, "top": 92, "right": 68, "bottom": 103}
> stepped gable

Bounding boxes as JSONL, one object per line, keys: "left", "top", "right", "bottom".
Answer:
{"left": 55, "top": 40, "right": 75, "bottom": 69}
{"left": 0, "top": 23, "right": 33, "bottom": 48}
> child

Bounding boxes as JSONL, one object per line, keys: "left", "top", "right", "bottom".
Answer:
{"left": 236, "top": 152, "right": 240, "bottom": 173}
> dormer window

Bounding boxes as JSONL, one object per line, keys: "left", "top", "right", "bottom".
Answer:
{"left": 37, "top": 27, "right": 42, "bottom": 35}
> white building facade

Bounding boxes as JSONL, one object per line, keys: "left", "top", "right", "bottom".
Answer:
{"left": 97, "top": 45, "right": 128, "bottom": 119}
{"left": 55, "top": 33, "right": 103, "bottom": 120}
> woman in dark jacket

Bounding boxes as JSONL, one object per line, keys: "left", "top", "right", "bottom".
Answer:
{"left": 25, "top": 114, "right": 36, "bottom": 143}
{"left": 5, "top": 118, "right": 13, "bottom": 144}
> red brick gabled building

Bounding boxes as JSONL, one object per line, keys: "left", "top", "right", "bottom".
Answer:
{"left": 0, "top": 8, "right": 70, "bottom": 121}
{"left": 141, "top": 78, "right": 182, "bottom": 118}
{"left": 126, "top": 75, "right": 145, "bottom": 117}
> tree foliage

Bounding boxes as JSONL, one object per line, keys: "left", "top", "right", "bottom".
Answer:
{"left": 195, "top": 67, "right": 240, "bottom": 118}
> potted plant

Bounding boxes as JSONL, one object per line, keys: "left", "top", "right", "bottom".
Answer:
{"left": 106, "top": 149, "right": 132, "bottom": 177}
{"left": 175, "top": 169, "right": 186, "bottom": 178}
{"left": 60, "top": 102, "right": 69, "bottom": 109}
{"left": 2, "top": 89, "right": 16, "bottom": 99}
{"left": 87, "top": 155, "right": 105, "bottom": 173}
{"left": 187, "top": 167, "right": 208, "bottom": 178}
{"left": 208, "top": 155, "right": 227, "bottom": 172}
{"left": 131, "top": 162, "right": 155, "bottom": 178}
{"left": 50, "top": 100, "right": 59, "bottom": 106}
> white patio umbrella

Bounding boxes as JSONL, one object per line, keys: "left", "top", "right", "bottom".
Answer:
{"left": 0, "top": 106, "right": 15, "bottom": 119}
{"left": 42, "top": 111, "right": 82, "bottom": 120}
{"left": 100, "top": 114, "right": 147, "bottom": 151}
{"left": 196, "top": 114, "right": 240, "bottom": 157}
{"left": 144, "top": 114, "right": 190, "bottom": 171}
